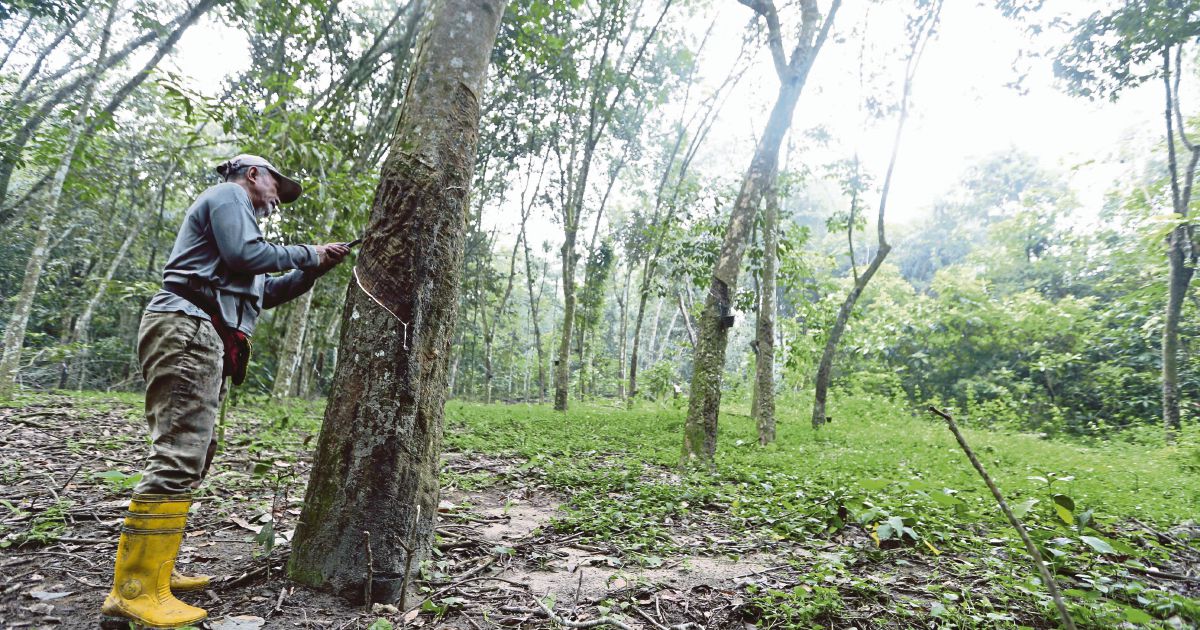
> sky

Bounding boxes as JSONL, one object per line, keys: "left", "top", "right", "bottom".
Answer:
{"left": 163, "top": 1, "right": 1168, "bottom": 230}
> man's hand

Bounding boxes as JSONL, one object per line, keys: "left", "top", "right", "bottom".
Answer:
{"left": 315, "top": 243, "right": 351, "bottom": 271}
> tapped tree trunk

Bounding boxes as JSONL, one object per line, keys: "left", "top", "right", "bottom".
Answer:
{"left": 755, "top": 185, "right": 779, "bottom": 445}
{"left": 0, "top": 0, "right": 118, "bottom": 398}
{"left": 288, "top": 0, "right": 506, "bottom": 602}
{"left": 682, "top": 0, "right": 839, "bottom": 467}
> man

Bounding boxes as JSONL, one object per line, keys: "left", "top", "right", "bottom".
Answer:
{"left": 100, "top": 155, "right": 350, "bottom": 628}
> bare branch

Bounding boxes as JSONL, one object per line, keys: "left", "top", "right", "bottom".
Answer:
{"left": 738, "top": 0, "right": 788, "bottom": 79}
{"left": 1165, "top": 48, "right": 1185, "bottom": 216}
{"left": 1173, "top": 43, "right": 1195, "bottom": 153}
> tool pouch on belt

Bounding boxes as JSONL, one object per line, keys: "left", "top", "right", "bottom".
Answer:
{"left": 163, "top": 280, "right": 252, "bottom": 386}
{"left": 224, "top": 330, "right": 252, "bottom": 386}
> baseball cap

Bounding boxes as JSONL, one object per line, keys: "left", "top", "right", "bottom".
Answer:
{"left": 215, "top": 154, "right": 303, "bottom": 204}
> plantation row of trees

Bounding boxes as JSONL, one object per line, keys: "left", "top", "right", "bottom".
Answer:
{"left": 1, "top": 0, "right": 1197, "bottom": 455}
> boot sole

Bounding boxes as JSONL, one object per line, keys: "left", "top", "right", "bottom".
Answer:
{"left": 100, "top": 614, "right": 205, "bottom": 629}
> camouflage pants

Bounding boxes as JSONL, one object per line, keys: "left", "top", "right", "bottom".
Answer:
{"left": 133, "top": 311, "right": 227, "bottom": 495}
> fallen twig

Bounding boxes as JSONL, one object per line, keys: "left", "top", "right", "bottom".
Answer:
{"left": 929, "top": 407, "right": 1077, "bottom": 630}
{"left": 632, "top": 605, "right": 668, "bottom": 630}
{"left": 1124, "top": 563, "right": 1200, "bottom": 583}
{"left": 533, "top": 594, "right": 634, "bottom": 630}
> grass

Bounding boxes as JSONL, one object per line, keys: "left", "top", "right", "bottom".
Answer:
{"left": 6, "top": 388, "right": 1197, "bottom": 628}
{"left": 443, "top": 391, "right": 1200, "bottom": 628}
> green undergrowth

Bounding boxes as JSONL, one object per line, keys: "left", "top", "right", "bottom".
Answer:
{"left": 9, "top": 390, "right": 1197, "bottom": 628}
{"left": 442, "top": 392, "right": 1200, "bottom": 628}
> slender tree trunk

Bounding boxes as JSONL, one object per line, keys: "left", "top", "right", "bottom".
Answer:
{"left": 0, "top": 0, "right": 118, "bottom": 397}
{"left": 616, "top": 265, "right": 631, "bottom": 398}
{"left": 554, "top": 230, "right": 577, "bottom": 410}
{"left": 298, "top": 335, "right": 316, "bottom": 398}
{"left": 521, "top": 227, "right": 546, "bottom": 403}
{"left": 1161, "top": 47, "right": 1199, "bottom": 438}
{"left": 288, "top": 0, "right": 505, "bottom": 601}
{"left": 755, "top": 186, "right": 778, "bottom": 444}
{"left": 682, "top": 0, "right": 839, "bottom": 466}
{"left": 273, "top": 291, "right": 314, "bottom": 399}
{"left": 678, "top": 287, "right": 697, "bottom": 350}
{"left": 812, "top": 0, "right": 940, "bottom": 429}
{"left": 69, "top": 202, "right": 148, "bottom": 389}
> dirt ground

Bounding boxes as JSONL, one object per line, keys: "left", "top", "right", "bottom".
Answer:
{"left": 0, "top": 396, "right": 808, "bottom": 629}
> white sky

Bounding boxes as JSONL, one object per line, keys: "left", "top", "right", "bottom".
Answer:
{"left": 165, "top": 0, "right": 1168, "bottom": 236}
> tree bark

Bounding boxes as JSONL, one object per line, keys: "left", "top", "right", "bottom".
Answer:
{"left": 616, "top": 265, "right": 632, "bottom": 398}
{"left": 288, "top": 0, "right": 505, "bottom": 602}
{"left": 0, "top": 0, "right": 118, "bottom": 398}
{"left": 755, "top": 184, "right": 778, "bottom": 445}
{"left": 682, "top": 0, "right": 838, "bottom": 467}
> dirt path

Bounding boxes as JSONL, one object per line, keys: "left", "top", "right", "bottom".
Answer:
{"left": 0, "top": 397, "right": 792, "bottom": 629}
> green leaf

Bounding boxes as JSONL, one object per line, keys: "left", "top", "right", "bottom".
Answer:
{"left": 367, "top": 619, "right": 394, "bottom": 630}
{"left": 1123, "top": 606, "right": 1153, "bottom": 624}
{"left": 1080, "top": 535, "right": 1115, "bottom": 555}
{"left": 1052, "top": 494, "right": 1074, "bottom": 526}
{"left": 859, "top": 478, "right": 891, "bottom": 491}
{"left": 1012, "top": 498, "right": 1039, "bottom": 519}
{"left": 254, "top": 519, "right": 275, "bottom": 555}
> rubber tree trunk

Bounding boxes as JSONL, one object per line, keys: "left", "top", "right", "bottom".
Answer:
{"left": 553, "top": 230, "right": 577, "bottom": 410}
{"left": 755, "top": 185, "right": 779, "bottom": 445}
{"left": 680, "top": 80, "right": 801, "bottom": 466}
{"left": 1163, "top": 229, "right": 1192, "bottom": 436}
{"left": 288, "top": 0, "right": 505, "bottom": 603}
{"left": 681, "top": 0, "right": 839, "bottom": 466}
{"left": 0, "top": 0, "right": 118, "bottom": 398}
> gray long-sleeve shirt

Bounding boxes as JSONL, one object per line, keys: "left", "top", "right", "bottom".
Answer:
{"left": 145, "top": 182, "right": 320, "bottom": 336}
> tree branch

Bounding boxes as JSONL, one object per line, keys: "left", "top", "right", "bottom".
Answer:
{"left": 738, "top": 0, "right": 788, "bottom": 79}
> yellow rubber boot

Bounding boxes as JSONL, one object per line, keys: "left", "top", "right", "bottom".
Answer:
{"left": 169, "top": 569, "right": 212, "bottom": 592}
{"left": 100, "top": 494, "right": 207, "bottom": 629}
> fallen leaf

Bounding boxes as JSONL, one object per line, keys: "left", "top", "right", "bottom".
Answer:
{"left": 403, "top": 608, "right": 421, "bottom": 623}
{"left": 230, "top": 516, "right": 258, "bottom": 533}
{"left": 28, "top": 591, "right": 71, "bottom": 601}
{"left": 210, "top": 615, "right": 266, "bottom": 630}
{"left": 27, "top": 603, "right": 54, "bottom": 615}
